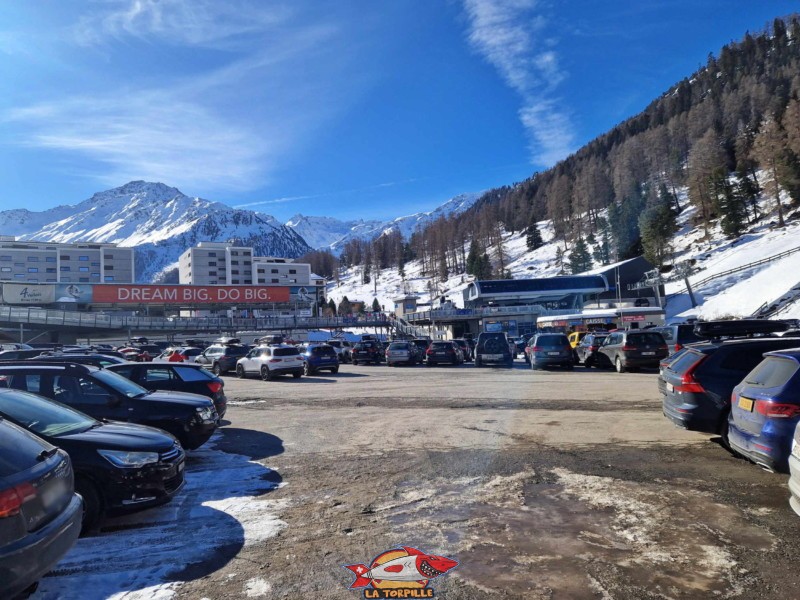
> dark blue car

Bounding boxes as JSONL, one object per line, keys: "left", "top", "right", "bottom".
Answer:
{"left": 729, "top": 349, "right": 800, "bottom": 473}
{"left": 297, "top": 344, "right": 340, "bottom": 375}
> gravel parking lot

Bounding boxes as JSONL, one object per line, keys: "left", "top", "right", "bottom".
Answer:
{"left": 41, "top": 360, "right": 800, "bottom": 599}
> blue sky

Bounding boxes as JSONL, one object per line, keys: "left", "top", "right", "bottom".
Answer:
{"left": 0, "top": 1, "right": 796, "bottom": 222}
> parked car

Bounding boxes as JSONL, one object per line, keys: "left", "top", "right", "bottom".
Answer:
{"left": 425, "top": 341, "right": 464, "bottom": 366}
{"left": 575, "top": 333, "right": 608, "bottom": 368}
{"left": 105, "top": 362, "right": 227, "bottom": 418}
{"left": 661, "top": 324, "right": 800, "bottom": 443}
{"left": 29, "top": 353, "right": 130, "bottom": 368}
{"left": 411, "top": 339, "right": 431, "bottom": 356}
{"left": 352, "top": 341, "right": 385, "bottom": 365}
{"left": 256, "top": 334, "right": 285, "bottom": 346}
{"left": 728, "top": 349, "right": 800, "bottom": 472}
{"left": 0, "top": 348, "right": 46, "bottom": 361}
{"left": 236, "top": 345, "right": 304, "bottom": 380}
{"left": 789, "top": 422, "right": 800, "bottom": 516}
{"left": 0, "top": 419, "right": 82, "bottom": 598}
{"left": 567, "top": 331, "right": 587, "bottom": 349}
{"left": 0, "top": 362, "right": 217, "bottom": 450}
{"left": 326, "top": 340, "right": 353, "bottom": 363}
{"left": 297, "top": 344, "right": 340, "bottom": 375}
{"left": 453, "top": 339, "right": 473, "bottom": 362}
{"left": 474, "top": 332, "right": 513, "bottom": 368}
{"left": 195, "top": 344, "right": 250, "bottom": 375}
{"left": 0, "top": 388, "right": 184, "bottom": 530}
{"left": 597, "top": 330, "right": 668, "bottom": 372}
{"left": 155, "top": 346, "right": 203, "bottom": 363}
{"left": 385, "top": 341, "right": 423, "bottom": 366}
{"left": 649, "top": 324, "right": 703, "bottom": 355}
{"left": 526, "top": 333, "right": 574, "bottom": 370}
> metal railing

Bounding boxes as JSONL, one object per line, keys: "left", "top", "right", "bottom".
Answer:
{"left": 404, "top": 304, "right": 577, "bottom": 323}
{"left": 667, "top": 244, "right": 800, "bottom": 301}
{"left": 0, "top": 306, "right": 392, "bottom": 333}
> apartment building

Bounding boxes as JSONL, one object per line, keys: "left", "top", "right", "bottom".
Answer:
{"left": 178, "top": 242, "right": 311, "bottom": 286}
{"left": 0, "top": 236, "right": 134, "bottom": 284}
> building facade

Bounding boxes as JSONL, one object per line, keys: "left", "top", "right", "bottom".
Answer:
{"left": 0, "top": 236, "right": 134, "bottom": 284}
{"left": 179, "top": 242, "right": 312, "bottom": 287}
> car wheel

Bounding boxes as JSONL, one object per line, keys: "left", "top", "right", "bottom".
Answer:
{"left": 352, "top": 360, "right": 359, "bottom": 366}
{"left": 76, "top": 477, "right": 103, "bottom": 534}
{"left": 235, "top": 365, "right": 245, "bottom": 379}
{"left": 332, "top": 367, "right": 339, "bottom": 374}
{"left": 585, "top": 357, "right": 594, "bottom": 368}
{"left": 261, "top": 365, "right": 273, "bottom": 381}
{"left": 615, "top": 356, "right": 626, "bottom": 373}
{"left": 719, "top": 412, "right": 731, "bottom": 449}
{"left": 303, "top": 362, "right": 312, "bottom": 376}
{"left": 293, "top": 372, "right": 302, "bottom": 379}
{"left": 212, "top": 363, "right": 222, "bottom": 376}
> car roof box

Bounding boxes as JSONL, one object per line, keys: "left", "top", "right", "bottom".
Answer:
{"left": 694, "top": 319, "right": 791, "bottom": 339}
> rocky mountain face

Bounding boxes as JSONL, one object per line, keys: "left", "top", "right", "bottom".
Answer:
{"left": 0, "top": 181, "right": 311, "bottom": 282}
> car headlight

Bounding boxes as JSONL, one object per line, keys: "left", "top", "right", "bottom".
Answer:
{"left": 98, "top": 449, "right": 160, "bottom": 468}
{"left": 196, "top": 405, "right": 215, "bottom": 421}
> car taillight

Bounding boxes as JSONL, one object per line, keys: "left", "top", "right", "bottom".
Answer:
{"left": 590, "top": 346, "right": 599, "bottom": 352}
{"left": 675, "top": 343, "right": 683, "bottom": 352}
{"left": 755, "top": 401, "right": 800, "bottom": 419}
{"left": 207, "top": 381, "right": 223, "bottom": 394}
{"left": 674, "top": 355, "right": 708, "bottom": 393}
{"left": 621, "top": 345, "right": 634, "bottom": 351}
{"left": 0, "top": 482, "right": 36, "bottom": 518}
{"left": 531, "top": 346, "right": 541, "bottom": 352}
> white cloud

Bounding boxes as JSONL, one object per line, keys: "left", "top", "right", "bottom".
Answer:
{"left": 73, "top": 0, "right": 290, "bottom": 48}
{"left": 463, "top": 0, "right": 575, "bottom": 166}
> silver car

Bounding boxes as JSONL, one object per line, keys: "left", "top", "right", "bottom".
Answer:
{"left": 385, "top": 341, "right": 422, "bottom": 366}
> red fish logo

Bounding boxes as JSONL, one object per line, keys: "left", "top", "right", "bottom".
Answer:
{"left": 345, "top": 546, "right": 458, "bottom": 595}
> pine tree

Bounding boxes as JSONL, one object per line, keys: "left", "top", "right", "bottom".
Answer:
{"left": 371, "top": 297, "right": 381, "bottom": 312}
{"left": 639, "top": 201, "right": 677, "bottom": 266}
{"left": 593, "top": 217, "right": 612, "bottom": 265}
{"left": 526, "top": 221, "right": 544, "bottom": 250}
{"left": 327, "top": 298, "right": 337, "bottom": 316}
{"left": 338, "top": 296, "right": 351, "bottom": 316}
{"left": 466, "top": 239, "right": 480, "bottom": 276}
{"left": 438, "top": 254, "right": 449, "bottom": 282}
{"left": 752, "top": 116, "right": 787, "bottom": 227}
{"left": 735, "top": 164, "right": 760, "bottom": 221}
{"left": 554, "top": 247, "right": 565, "bottom": 274}
{"left": 568, "top": 237, "right": 593, "bottom": 274}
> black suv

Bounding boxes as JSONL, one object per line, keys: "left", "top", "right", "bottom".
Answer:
{"left": 0, "top": 419, "right": 82, "bottom": 598}
{"left": 352, "top": 341, "right": 384, "bottom": 365}
{"left": 0, "top": 362, "right": 218, "bottom": 449}
{"left": 0, "top": 388, "right": 184, "bottom": 530}
{"left": 649, "top": 324, "right": 702, "bottom": 355}
{"left": 661, "top": 321, "right": 800, "bottom": 443}
{"left": 474, "top": 332, "right": 513, "bottom": 368}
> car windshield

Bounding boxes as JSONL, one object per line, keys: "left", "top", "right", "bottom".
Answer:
{"left": 91, "top": 369, "right": 149, "bottom": 398}
{"left": 389, "top": 343, "right": 409, "bottom": 350}
{"left": 628, "top": 333, "right": 665, "bottom": 345}
{"left": 537, "top": 336, "right": 567, "bottom": 347}
{"left": 274, "top": 348, "right": 300, "bottom": 357}
{"left": 0, "top": 388, "right": 97, "bottom": 437}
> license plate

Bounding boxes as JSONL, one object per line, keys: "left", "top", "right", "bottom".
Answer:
{"left": 483, "top": 354, "right": 502, "bottom": 360}
{"left": 666, "top": 382, "right": 674, "bottom": 393}
{"left": 547, "top": 352, "right": 560, "bottom": 356}
{"left": 390, "top": 352, "right": 402, "bottom": 356}
{"left": 642, "top": 351, "right": 655, "bottom": 356}
{"left": 738, "top": 397, "right": 754, "bottom": 412}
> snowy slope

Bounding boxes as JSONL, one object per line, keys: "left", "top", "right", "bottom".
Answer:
{"left": 0, "top": 181, "right": 311, "bottom": 282}
{"left": 287, "top": 191, "right": 483, "bottom": 253}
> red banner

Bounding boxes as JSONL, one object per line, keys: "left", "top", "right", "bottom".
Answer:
{"left": 92, "top": 285, "right": 290, "bottom": 304}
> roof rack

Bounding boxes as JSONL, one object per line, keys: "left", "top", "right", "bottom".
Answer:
{"left": 694, "top": 319, "right": 791, "bottom": 340}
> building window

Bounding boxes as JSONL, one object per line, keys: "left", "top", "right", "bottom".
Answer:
{"left": 79, "top": 255, "right": 89, "bottom": 261}
{"left": 208, "top": 262, "right": 217, "bottom": 266}
{"left": 45, "top": 257, "right": 56, "bottom": 262}
{"left": 91, "top": 262, "right": 100, "bottom": 267}
{"left": 104, "top": 265, "right": 114, "bottom": 270}
{"left": 289, "top": 269, "right": 296, "bottom": 274}
{"left": 61, "top": 255, "right": 70, "bottom": 260}
{"left": 271, "top": 268, "right": 278, "bottom": 273}
{"left": 0, "top": 267, "right": 10, "bottom": 272}
{"left": 104, "top": 276, "right": 114, "bottom": 282}
{"left": 231, "top": 260, "right": 238, "bottom": 265}
{"left": 208, "top": 252, "right": 216, "bottom": 257}
{"left": 244, "top": 261, "right": 251, "bottom": 266}
{"left": 28, "top": 256, "right": 38, "bottom": 262}
{"left": 230, "top": 251, "right": 239, "bottom": 256}
{"left": 27, "top": 267, "right": 38, "bottom": 273}
{"left": 14, "top": 274, "right": 24, "bottom": 279}
{"left": 0, "top": 255, "right": 11, "bottom": 260}
{"left": 231, "top": 270, "right": 239, "bottom": 275}
{"left": 79, "top": 266, "right": 89, "bottom": 272}
{"left": 271, "top": 278, "right": 279, "bottom": 283}
{"left": 79, "top": 277, "right": 89, "bottom": 282}
{"left": 104, "top": 254, "right": 113, "bottom": 260}
{"left": 46, "top": 268, "right": 56, "bottom": 273}
{"left": 60, "top": 266, "right": 70, "bottom": 272}
{"left": 244, "top": 279, "right": 252, "bottom": 284}
{"left": 14, "top": 263, "right": 24, "bottom": 267}
{"left": 91, "top": 272, "right": 100, "bottom": 278}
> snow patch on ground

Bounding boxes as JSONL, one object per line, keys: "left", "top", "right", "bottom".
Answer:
{"left": 244, "top": 577, "right": 272, "bottom": 597}
{"left": 33, "top": 433, "right": 286, "bottom": 600}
